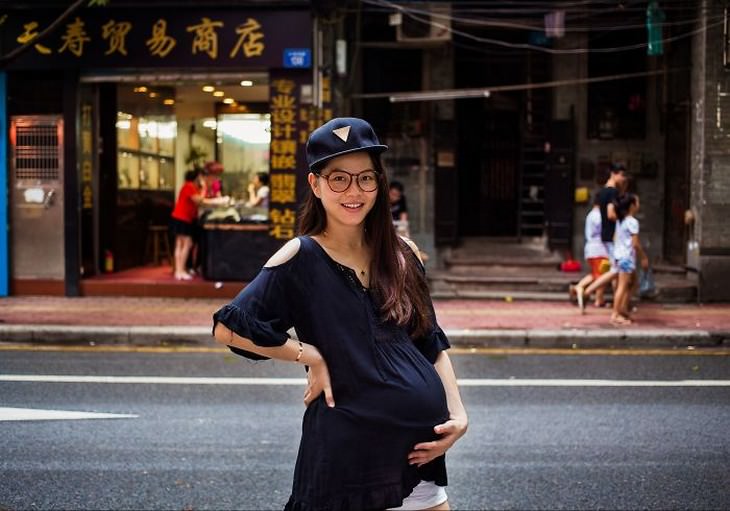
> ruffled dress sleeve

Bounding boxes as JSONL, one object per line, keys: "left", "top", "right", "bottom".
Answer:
{"left": 399, "top": 238, "right": 451, "bottom": 364}
{"left": 413, "top": 323, "right": 451, "bottom": 364}
{"left": 212, "top": 262, "right": 296, "bottom": 361}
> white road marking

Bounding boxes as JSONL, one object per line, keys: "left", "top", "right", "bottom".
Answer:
{"left": 455, "top": 379, "right": 730, "bottom": 387}
{"left": 0, "top": 407, "right": 138, "bottom": 422}
{"left": 0, "top": 375, "right": 308, "bottom": 385}
{"left": 1, "top": 374, "right": 729, "bottom": 387}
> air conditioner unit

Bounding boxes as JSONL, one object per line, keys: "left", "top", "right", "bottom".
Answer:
{"left": 396, "top": 3, "right": 451, "bottom": 45}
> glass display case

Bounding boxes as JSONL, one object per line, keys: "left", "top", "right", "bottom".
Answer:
{"left": 216, "top": 112, "right": 270, "bottom": 204}
{"left": 117, "top": 112, "right": 176, "bottom": 191}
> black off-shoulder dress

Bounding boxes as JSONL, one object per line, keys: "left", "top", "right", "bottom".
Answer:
{"left": 212, "top": 236, "right": 451, "bottom": 511}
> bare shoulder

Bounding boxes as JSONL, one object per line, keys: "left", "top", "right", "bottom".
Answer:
{"left": 264, "top": 237, "right": 301, "bottom": 268}
{"left": 399, "top": 236, "right": 424, "bottom": 265}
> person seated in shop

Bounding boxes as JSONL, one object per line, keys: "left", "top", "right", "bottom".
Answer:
{"left": 245, "top": 172, "right": 270, "bottom": 208}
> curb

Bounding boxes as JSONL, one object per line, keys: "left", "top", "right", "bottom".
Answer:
{"left": 446, "top": 329, "right": 729, "bottom": 348}
{"left": 0, "top": 325, "right": 212, "bottom": 346}
{"left": 1, "top": 325, "right": 728, "bottom": 349}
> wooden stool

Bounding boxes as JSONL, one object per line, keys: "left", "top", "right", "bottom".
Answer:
{"left": 145, "top": 224, "right": 172, "bottom": 266}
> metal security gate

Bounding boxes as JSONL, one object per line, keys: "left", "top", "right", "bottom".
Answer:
{"left": 10, "top": 116, "right": 65, "bottom": 279}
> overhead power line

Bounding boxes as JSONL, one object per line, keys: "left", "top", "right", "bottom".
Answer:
{"left": 353, "top": 68, "right": 686, "bottom": 102}
{"left": 363, "top": 0, "right": 721, "bottom": 55}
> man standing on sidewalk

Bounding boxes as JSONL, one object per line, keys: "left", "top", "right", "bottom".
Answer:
{"left": 576, "top": 163, "right": 627, "bottom": 312}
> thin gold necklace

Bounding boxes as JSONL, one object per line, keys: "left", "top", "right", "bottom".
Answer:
{"left": 322, "top": 231, "right": 368, "bottom": 277}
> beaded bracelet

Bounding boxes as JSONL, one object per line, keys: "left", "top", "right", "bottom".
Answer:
{"left": 295, "top": 340, "right": 304, "bottom": 362}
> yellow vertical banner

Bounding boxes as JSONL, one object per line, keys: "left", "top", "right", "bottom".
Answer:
{"left": 80, "top": 103, "right": 94, "bottom": 210}
{"left": 268, "top": 70, "right": 309, "bottom": 240}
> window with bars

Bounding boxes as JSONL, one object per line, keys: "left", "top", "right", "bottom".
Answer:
{"left": 12, "top": 121, "right": 62, "bottom": 181}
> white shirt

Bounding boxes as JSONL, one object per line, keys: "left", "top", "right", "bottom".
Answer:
{"left": 256, "top": 185, "right": 270, "bottom": 208}
{"left": 584, "top": 207, "right": 608, "bottom": 259}
{"left": 613, "top": 216, "right": 639, "bottom": 261}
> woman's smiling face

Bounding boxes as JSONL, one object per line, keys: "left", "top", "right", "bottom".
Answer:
{"left": 308, "top": 152, "right": 379, "bottom": 228}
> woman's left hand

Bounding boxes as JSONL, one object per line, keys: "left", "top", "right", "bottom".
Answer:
{"left": 408, "top": 415, "right": 468, "bottom": 467}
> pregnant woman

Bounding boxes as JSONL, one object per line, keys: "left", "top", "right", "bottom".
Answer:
{"left": 212, "top": 118, "right": 468, "bottom": 511}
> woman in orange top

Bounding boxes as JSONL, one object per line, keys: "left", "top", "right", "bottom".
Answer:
{"left": 170, "top": 168, "right": 206, "bottom": 280}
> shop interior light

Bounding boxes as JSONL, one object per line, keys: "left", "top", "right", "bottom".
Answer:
{"left": 217, "top": 118, "right": 271, "bottom": 144}
{"left": 133, "top": 86, "right": 148, "bottom": 93}
{"left": 156, "top": 121, "right": 177, "bottom": 139}
{"left": 148, "top": 92, "right": 158, "bottom": 98}
{"left": 202, "top": 119, "right": 217, "bottom": 129}
{"left": 163, "top": 99, "right": 175, "bottom": 105}
{"left": 213, "top": 90, "right": 225, "bottom": 97}
{"left": 138, "top": 119, "right": 177, "bottom": 139}
{"left": 240, "top": 80, "right": 254, "bottom": 87}
{"left": 223, "top": 98, "right": 235, "bottom": 104}
{"left": 202, "top": 85, "right": 216, "bottom": 92}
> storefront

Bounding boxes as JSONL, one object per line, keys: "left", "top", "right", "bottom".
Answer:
{"left": 2, "top": 4, "right": 327, "bottom": 296}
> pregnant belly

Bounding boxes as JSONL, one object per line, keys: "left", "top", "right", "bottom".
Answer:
{"left": 369, "top": 378, "right": 448, "bottom": 429}
{"left": 351, "top": 343, "right": 449, "bottom": 428}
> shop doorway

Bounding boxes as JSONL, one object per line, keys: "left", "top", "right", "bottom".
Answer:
{"left": 456, "top": 100, "right": 520, "bottom": 237}
{"left": 89, "top": 73, "right": 271, "bottom": 281}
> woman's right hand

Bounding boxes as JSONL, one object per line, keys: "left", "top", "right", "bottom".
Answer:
{"left": 304, "top": 354, "right": 334, "bottom": 408}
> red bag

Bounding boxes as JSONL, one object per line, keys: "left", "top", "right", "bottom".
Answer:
{"left": 560, "top": 259, "right": 582, "bottom": 272}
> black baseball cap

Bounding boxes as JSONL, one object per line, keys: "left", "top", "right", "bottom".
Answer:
{"left": 305, "top": 117, "right": 388, "bottom": 172}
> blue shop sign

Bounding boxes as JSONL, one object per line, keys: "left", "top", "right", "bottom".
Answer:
{"left": 283, "top": 48, "right": 311, "bottom": 69}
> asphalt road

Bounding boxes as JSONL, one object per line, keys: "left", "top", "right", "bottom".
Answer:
{"left": 1, "top": 347, "right": 729, "bottom": 510}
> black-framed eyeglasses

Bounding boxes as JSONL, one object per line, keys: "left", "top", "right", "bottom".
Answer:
{"left": 317, "top": 169, "right": 379, "bottom": 193}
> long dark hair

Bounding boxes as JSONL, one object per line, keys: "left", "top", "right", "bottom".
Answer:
{"left": 615, "top": 193, "right": 638, "bottom": 221}
{"left": 297, "top": 153, "right": 434, "bottom": 339}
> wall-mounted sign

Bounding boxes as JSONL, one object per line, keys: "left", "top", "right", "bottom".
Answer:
{"left": 4, "top": 8, "right": 311, "bottom": 69}
{"left": 283, "top": 48, "right": 311, "bottom": 69}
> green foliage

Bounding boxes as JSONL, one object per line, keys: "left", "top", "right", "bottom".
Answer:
{"left": 185, "top": 146, "right": 208, "bottom": 168}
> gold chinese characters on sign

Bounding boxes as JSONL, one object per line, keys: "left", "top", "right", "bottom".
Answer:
{"left": 16, "top": 21, "right": 51, "bottom": 54}
{"left": 80, "top": 103, "right": 94, "bottom": 210}
{"left": 146, "top": 19, "right": 176, "bottom": 57}
{"left": 269, "top": 79, "right": 299, "bottom": 240}
{"left": 15, "top": 16, "right": 266, "bottom": 61}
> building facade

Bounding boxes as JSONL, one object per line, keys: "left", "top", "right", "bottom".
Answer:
{"left": 1, "top": 1, "right": 728, "bottom": 300}
{"left": 324, "top": 0, "right": 727, "bottom": 300}
{"left": 1, "top": 0, "right": 318, "bottom": 296}
{"left": 688, "top": 0, "right": 730, "bottom": 300}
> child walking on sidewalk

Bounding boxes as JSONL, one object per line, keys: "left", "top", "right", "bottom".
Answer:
{"left": 572, "top": 193, "right": 611, "bottom": 311}
{"left": 611, "top": 193, "right": 648, "bottom": 325}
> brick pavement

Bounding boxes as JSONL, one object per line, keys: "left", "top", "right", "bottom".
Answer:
{"left": 0, "top": 295, "right": 728, "bottom": 332}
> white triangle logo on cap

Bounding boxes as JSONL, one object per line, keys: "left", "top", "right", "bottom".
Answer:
{"left": 332, "top": 126, "right": 351, "bottom": 143}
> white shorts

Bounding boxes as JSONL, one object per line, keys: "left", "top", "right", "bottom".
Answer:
{"left": 388, "top": 480, "right": 448, "bottom": 510}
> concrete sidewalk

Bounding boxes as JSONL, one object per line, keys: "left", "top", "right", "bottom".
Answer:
{"left": 0, "top": 295, "right": 728, "bottom": 349}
